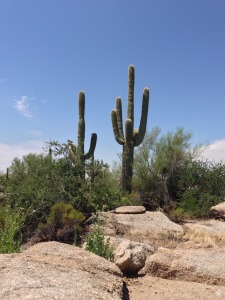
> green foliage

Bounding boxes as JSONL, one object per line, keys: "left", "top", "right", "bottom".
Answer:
{"left": 132, "top": 127, "right": 225, "bottom": 217}
{"left": 0, "top": 205, "right": 24, "bottom": 253}
{"left": 47, "top": 201, "right": 85, "bottom": 229}
{"left": 177, "top": 160, "right": 225, "bottom": 197}
{"left": 6, "top": 153, "right": 65, "bottom": 227}
{"left": 36, "top": 201, "right": 86, "bottom": 244}
{"left": 4, "top": 144, "right": 124, "bottom": 243}
{"left": 176, "top": 160, "right": 225, "bottom": 217}
{"left": 178, "top": 189, "right": 224, "bottom": 218}
{"left": 85, "top": 223, "right": 114, "bottom": 261}
{"left": 169, "top": 207, "right": 193, "bottom": 223}
{"left": 111, "top": 65, "right": 149, "bottom": 193}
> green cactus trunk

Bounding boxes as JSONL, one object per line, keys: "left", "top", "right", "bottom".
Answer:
{"left": 122, "top": 142, "right": 134, "bottom": 193}
{"left": 77, "top": 91, "right": 97, "bottom": 180}
{"left": 111, "top": 65, "right": 149, "bottom": 193}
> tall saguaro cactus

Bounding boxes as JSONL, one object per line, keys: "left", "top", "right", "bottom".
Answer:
{"left": 111, "top": 65, "right": 149, "bottom": 193}
{"left": 71, "top": 91, "right": 97, "bottom": 180}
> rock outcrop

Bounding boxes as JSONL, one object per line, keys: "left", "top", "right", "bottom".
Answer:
{"left": 0, "top": 242, "right": 125, "bottom": 300}
{"left": 99, "top": 210, "right": 184, "bottom": 247}
{"left": 145, "top": 247, "right": 225, "bottom": 286}
{"left": 3, "top": 206, "right": 225, "bottom": 300}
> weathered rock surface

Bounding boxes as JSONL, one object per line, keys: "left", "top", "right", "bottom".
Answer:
{"left": 114, "top": 240, "right": 147, "bottom": 275}
{"left": 114, "top": 206, "right": 146, "bottom": 214}
{"left": 127, "top": 274, "right": 225, "bottom": 300}
{"left": 184, "top": 219, "right": 225, "bottom": 247}
{"left": 145, "top": 247, "right": 225, "bottom": 286}
{"left": 0, "top": 242, "right": 124, "bottom": 300}
{"left": 210, "top": 202, "right": 225, "bottom": 220}
{"left": 3, "top": 208, "right": 225, "bottom": 299}
{"left": 99, "top": 211, "right": 184, "bottom": 247}
{"left": 107, "top": 236, "right": 155, "bottom": 255}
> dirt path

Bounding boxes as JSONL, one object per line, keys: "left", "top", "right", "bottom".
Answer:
{"left": 125, "top": 275, "right": 225, "bottom": 300}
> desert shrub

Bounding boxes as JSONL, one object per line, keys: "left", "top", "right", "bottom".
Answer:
{"left": 85, "top": 223, "right": 114, "bottom": 261}
{"left": 169, "top": 207, "right": 194, "bottom": 223}
{"left": 175, "top": 160, "right": 225, "bottom": 217}
{"left": 132, "top": 127, "right": 200, "bottom": 208}
{"left": 177, "top": 189, "right": 223, "bottom": 218}
{"left": 0, "top": 204, "right": 5, "bottom": 228}
{"left": 37, "top": 201, "right": 86, "bottom": 244}
{"left": 0, "top": 205, "right": 24, "bottom": 253}
{"left": 47, "top": 201, "right": 85, "bottom": 229}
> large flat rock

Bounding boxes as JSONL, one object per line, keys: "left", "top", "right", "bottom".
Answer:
{"left": 114, "top": 206, "right": 146, "bottom": 214}
{"left": 145, "top": 247, "right": 225, "bottom": 286}
{"left": 0, "top": 242, "right": 124, "bottom": 300}
{"left": 99, "top": 211, "right": 184, "bottom": 247}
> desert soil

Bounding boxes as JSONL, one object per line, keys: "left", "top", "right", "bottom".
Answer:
{"left": 126, "top": 274, "right": 225, "bottom": 300}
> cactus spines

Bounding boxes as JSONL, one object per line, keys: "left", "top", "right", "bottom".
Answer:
{"left": 111, "top": 65, "right": 149, "bottom": 193}
{"left": 70, "top": 91, "right": 97, "bottom": 179}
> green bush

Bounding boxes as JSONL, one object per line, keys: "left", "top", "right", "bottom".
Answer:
{"left": 169, "top": 207, "right": 194, "bottom": 223}
{"left": 85, "top": 223, "right": 114, "bottom": 261}
{"left": 37, "top": 201, "right": 86, "bottom": 244}
{"left": 47, "top": 201, "right": 85, "bottom": 229}
{"left": 0, "top": 205, "right": 24, "bottom": 253}
{"left": 178, "top": 189, "right": 224, "bottom": 218}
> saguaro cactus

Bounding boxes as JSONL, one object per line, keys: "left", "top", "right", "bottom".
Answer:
{"left": 111, "top": 65, "right": 149, "bottom": 193}
{"left": 70, "top": 91, "right": 97, "bottom": 180}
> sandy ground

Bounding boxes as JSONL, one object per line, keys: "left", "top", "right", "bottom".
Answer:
{"left": 125, "top": 275, "right": 225, "bottom": 300}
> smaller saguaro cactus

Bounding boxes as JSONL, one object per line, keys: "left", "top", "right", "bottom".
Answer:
{"left": 111, "top": 65, "right": 149, "bottom": 193}
{"left": 70, "top": 91, "right": 97, "bottom": 180}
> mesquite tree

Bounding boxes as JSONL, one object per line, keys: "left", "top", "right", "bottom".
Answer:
{"left": 111, "top": 65, "right": 149, "bottom": 193}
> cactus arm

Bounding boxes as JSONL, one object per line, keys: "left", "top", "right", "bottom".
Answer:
{"left": 111, "top": 110, "right": 124, "bottom": 145}
{"left": 78, "top": 91, "right": 85, "bottom": 157}
{"left": 116, "top": 97, "right": 124, "bottom": 138}
{"left": 127, "top": 65, "right": 135, "bottom": 122}
{"left": 134, "top": 88, "right": 150, "bottom": 147}
{"left": 125, "top": 119, "right": 133, "bottom": 145}
{"left": 84, "top": 133, "right": 97, "bottom": 160}
{"left": 69, "top": 143, "right": 77, "bottom": 162}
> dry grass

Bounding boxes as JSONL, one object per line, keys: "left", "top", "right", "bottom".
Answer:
{"left": 130, "top": 225, "right": 225, "bottom": 250}
{"left": 183, "top": 228, "right": 225, "bottom": 249}
{"left": 128, "top": 228, "right": 185, "bottom": 250}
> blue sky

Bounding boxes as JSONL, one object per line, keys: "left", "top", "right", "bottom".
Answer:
{"left": 0, "top": 0, "right": 225, "bottom": 172}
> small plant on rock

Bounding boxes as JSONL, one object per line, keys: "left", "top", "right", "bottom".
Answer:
{"left": 0, "top": 205, "right": 24, "bottom": 253}
{"left": 85, "top": 222, "right": 114, "bottom": 261}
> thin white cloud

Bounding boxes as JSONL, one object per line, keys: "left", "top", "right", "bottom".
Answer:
{"left": 201, "top": 139, "right": 225, "bottom": 163}
{"left": 0, "top": 141, "right": 45, "bottom": 172}
{"left": 14, "top": 96, "right": 33, "bottom": 118}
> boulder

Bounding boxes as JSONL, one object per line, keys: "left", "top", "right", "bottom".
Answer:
{"left": 106, "top": 236, "right": 155, "bottom": 255}
{"left": 210, "top": 202, "right": 225, "bottom": 220}
{"left": 114, "top": 206, "right": 146, "bottom": 214}
{"left": 114, "top": 240, "right": 146, "bottom": 276}
{"left": 145, "top": 247, "right": 225, "bottom": 286}
{"left": 0, "top": 241, "right": 125, "bottom": 300}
